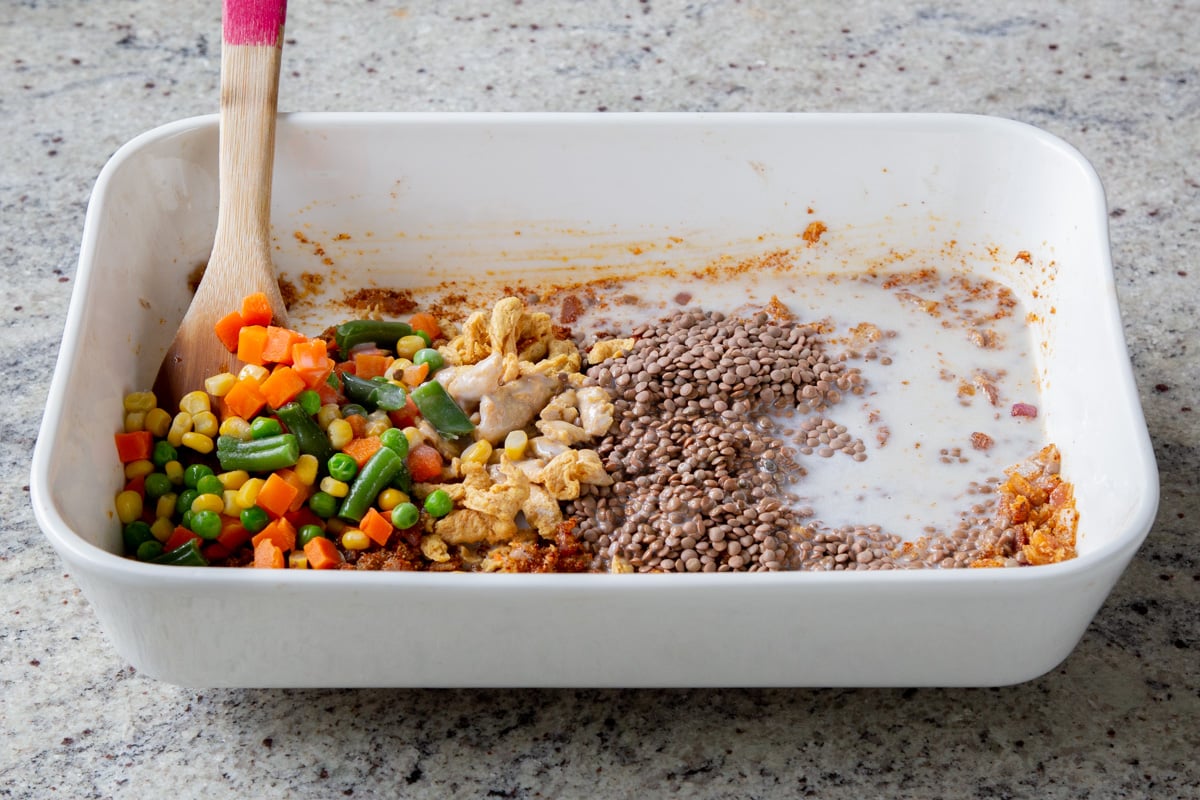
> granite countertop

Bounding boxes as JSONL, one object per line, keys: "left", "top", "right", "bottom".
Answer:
{"left": 3, "top": 1, "right": 1197, "bottom": 797}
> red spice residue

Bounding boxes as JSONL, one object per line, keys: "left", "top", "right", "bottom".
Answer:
{"left": 802, "top": 220, "right": 828, "bottom": 244}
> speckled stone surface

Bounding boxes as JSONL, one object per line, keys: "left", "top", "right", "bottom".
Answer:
{"left": 3, "top": 1, "right": 1198, "bottom": 797}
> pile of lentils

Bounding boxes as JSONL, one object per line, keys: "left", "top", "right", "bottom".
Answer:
{"left": 566, "top": 307, "right": 863, "bottom": 572}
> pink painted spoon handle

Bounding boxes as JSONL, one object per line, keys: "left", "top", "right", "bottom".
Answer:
{"left": 224, "top": 0, "right": 288, "bottom": 47}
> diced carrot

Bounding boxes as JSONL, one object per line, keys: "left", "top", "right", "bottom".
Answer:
{"left": 253, "top": 537, "right": 284, "bottom": 568}
{"left": 291, "top": 338, "right": 327, "bottom": 370}
{"left": 114, "top": 430, "right": 154, "bottom": 463}
{"left": 341, "top": 435, "right": 382, "bottom": 468}
{"left": 217, "top": 519, "right": 251, "bottom": 550}
{"left": 335, "top": 360, "right": 356, "bottom": 376}
{"left": 359, "top": 507, "right": 394, "bottom": 546}
{"left": 303, "top": 535, "right": 342, "bottom": 570}
{"left": 214, "top": 310, "right": 245, "bottom": 353}
{"left": 407, "top": 443, "right": 443, "bottom": 482}
{"left": 284, "top": 505, "right": 322, "bottom": 531}
{"left": 402, "top": 362, "right": 430, "bottom": 387}
{"left": 315, "top": 377, "right": 342, "bottom": 405}
{"left": 255, "top": 472, "right": 301, "bottom": 518}
{"left": 262, "top": 326, "right": 306, "bottom": 364}
{"left": 387, "top": 394, "right": 420, "bottom": 429}
{"left": 123, "top": 474, "right": 146, "bottom": 497}
{"left": 164, "top": 526, "right": 200, "bottom": 553}
{"left": 202, "top": 542, "right": 232, "bottom": 561}
{"left": 222, "top": 378, "right": 268, "bottom": 420}
{"left": 260, "top": 365, "right": 306, "bottom": 409}
{"left": 345, "top": 413, "right": 368, "bottom": 439}
{"left": 252, "top": 516, "right": 297, "bottom": 553}
{"left": 409, "top": 312, "right": 441, "bottom": 341}
{"left": 353, "top": 352, "right": 392, "bottom": 380}
{"left": 273, "top": 468, "right": 310, "bottom": 512}
{"left": 237, "top": 324, "right": 270, "bottom": 366}
{"left": 241, "top": 292, "right": 274, "bottom": 326}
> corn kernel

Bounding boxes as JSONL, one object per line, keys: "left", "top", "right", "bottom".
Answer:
{"left": 461, "top": 440, "right": 493, "bottom": 465}
{"left": 123, "top": 391, "right": 157, "bottom": 413}
{"left": 204, "top": 372, "right": 238, "bottom": 397}
{"left": 288, "top": 551, "right": 309, "bottom": 569}
{"left": 192, "top": 411, "right": 219, "bottom": 438}
{"left": 504, "top": 429, "right": 528, "bottom": 461}
{"left": 115, "top": 490, "right": 143, "bottom": 524}
{"left": 236, "top": 477, "right": 265, "bottom": 508}
{"left": 164, "top": 460, "right": 184, "bottom": 485}
{"left": 377, "top": 488, "right": 408, "bottom": 511}
{"left": 181, "top": 431, "right": 214, "bottom": 454}
{"left": 190, "top": 493, "right": 225, "bottom": 515}
{"left": 179, "top": 390, "right": 211, "bottom": 416}
{"left": 319, "top": 476, "right": 350, "bottom": 498}
{"left": 316, "top": 403, "right": 341, "bottom": 430}
{"left": 403, "top": 426, "right": 423, "bottom": 449}
{"left": 123, "top": 410, "right": 147, "bottom": 433}
{"left": 217, "top": 470, "right": 250, "bottom": 490}
{"left": 327, "top": 418, "right": 354, "bottom": 450}
{"left": 364, "top": 412, "right": 391, "bottom": 438}
{"left": 150, "top": 517, "right": 175, "bottom": 543}
{"left": 222, "top": 490, "right": 241, "bottom": 517}
{"left": 293, "top": 454, "right": 319, "bottom": 486}
{"left": 383, "top": 360, "right": 413, "bottom": 381}
{"left": 156, "top": 493, "right": 177, "bottom": 519}
{"left": 123, "top": 459, "right": 155, "bottom": 480}
{"left": 219, "top": 416, "right": 252, "bottom": 439}
{"left": 166, "top": 411, "right": 193, "bottom": 447}
{"left": 238, "top": 363, "right": 270, "bottom": 384}
{"left": 144, "top": 408, "right": 172, "bottom": 438}
{"left": 396, "top": 335, "right": 426, "bottom": 359}
{"left": 341, "top": 529, "right": 371, "bottom": 550}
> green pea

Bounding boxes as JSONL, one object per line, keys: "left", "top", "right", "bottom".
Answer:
{"left": 183, "top": 464, "right": 214, "bottom": 490}
{"left": 136, "top": 540, "right": 165, "bottom": 561}
{"left": 415, "top": 330, "right": 432, "bottom": 348}
{"left": 143, "top": 473, "right": 173, "bottom": 501}
{"left": 196, "top": 474, "right": 224, "bottom": 496}
{"left": 122, "top": 520, "right": 154, "bottom": 552}
{"left": 152, "top": 440, "right": 178, "bottom": 468}
{"left": 180, "top": 509, "right": 193, "bottom": 530}
{"left": 308, "top": 491, "right": 338, "bottom": 519}
{"left": 327, "top": 452, "right": 359, "bottom": 482}
{"left": 391, "top": 501, "right": 420, "bottom": 529}
{"left": 190, "top": 509, "right": 222, "bottom": 540}
{"left": 297, "top": 389, "right": 322, "bottom": 417}
{"left": 298, "top": 524, "right": 325, "bottom": 547}
{"left": 175, "top": 488, "right": 200, "bottom": 516}
{"left": 250, "top": 416, "right": 283, "bottom": 439}
{"left": 423, "top": 489, "right": 452, "bottom": 519}
{"left": 379, "top": 427, "right": 409, "bottom": 458}
{"left": 413, "top": 348, "right": 444, "bottom": 374}
{"left": 240, "top": 505, "right": 270, "bottom": 534}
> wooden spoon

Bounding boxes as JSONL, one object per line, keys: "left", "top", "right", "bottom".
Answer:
{"left": 154, "top": 0, "right": 289, "bottom": 408}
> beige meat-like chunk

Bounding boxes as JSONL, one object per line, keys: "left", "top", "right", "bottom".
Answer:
{"left": 537, "top": 448, "right": 613, "bottom": 500}
{"left": 441, "top": 310, "right": 492, "bottom": 365}
{"left": 460, "top": 459, "right": 530, "bottom": 521}
{"left": 539, "top": 389, "right": 579, "bottom": 424}
{"left": 522, "top": 484, "right": 564, "bottom": 539}
{"left": 575, "top": 386, "right": 614, "bottom": 437}
{"left": 536, "top": 419, "right": 590, "bottom": 446}
{"left": 436, "top": 351, "right": 504, "bottom": 408}
{"left": 588, "top": 338, "right": 636, "bottom": 364}
{"left": 435, "top": 508, "right": 517, "bottom": 546}
{"left": 476, "top": 373, "right": 557, "bottom": 444}
{"left": 522, "top": 338, "right": 582, "bottom": 378}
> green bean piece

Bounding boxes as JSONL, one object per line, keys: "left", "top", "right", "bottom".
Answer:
{"left": 341, "top": 403, "right": 368, "bottom": 419}
{"left": 334, "top": 320, "right": 413, "bottom": 354}
{"left": 151, "top": 440, "right": 178, "bottom": 468}
{"left": 275, "top": 402, "right": 334, "bottom": 463}
{"left": 151, "top": 539, "right": 209, "bottom": 567}
{"left": 379, "top": 427, "right": 409, "bottom": 458}
{"left": 216, "top": 433, "right": 300, "bottom": 472}
{"left": 340, "top": 372, "right": 407, "bottom": 412}
{"left": 136, "top": 540, "right": 164, "bottom": 561}
{"left": 414, "top": 330, "right": 432, "bottom": 348}
{"left": 410, "top": 380, "right": 475, "bottom": 438}
{"left": 190, "top": 509, "right": 222, "bottom": 540}
{"left": 390, "top": 460, "right": 412, "bottom": 494}
{"left": 338, "top": 446, "right": 402, "bottom": 522}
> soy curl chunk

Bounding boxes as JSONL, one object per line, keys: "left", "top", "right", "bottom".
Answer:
{"left": 1010, "top": 402, "right": 1038, "bottom": 418}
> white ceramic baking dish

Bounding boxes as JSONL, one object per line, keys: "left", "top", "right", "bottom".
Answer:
{"left": 31, "top": 113, "right": 1157, "bottom": 687}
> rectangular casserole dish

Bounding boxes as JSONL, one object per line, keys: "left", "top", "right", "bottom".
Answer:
{"left": 31, "top": 113, "right": 1158, "bottom": 687}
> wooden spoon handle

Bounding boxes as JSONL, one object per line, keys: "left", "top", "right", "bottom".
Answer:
{"left": 210, "top": 0, "right": 288, "bottom": 275}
